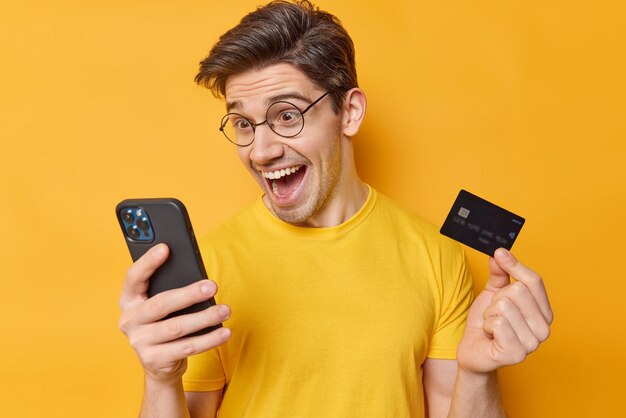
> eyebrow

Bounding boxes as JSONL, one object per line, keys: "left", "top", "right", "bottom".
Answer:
{"left": 225, "top": 91, "right": 314, "bottom": 113}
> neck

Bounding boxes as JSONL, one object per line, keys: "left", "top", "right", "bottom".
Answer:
{"left": 298, "top": 178, "right": 369, "bottom": 228}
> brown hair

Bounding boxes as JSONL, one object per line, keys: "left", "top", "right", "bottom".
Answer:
{"left": 194, "top": 0, "right": 358, "bottom": 113}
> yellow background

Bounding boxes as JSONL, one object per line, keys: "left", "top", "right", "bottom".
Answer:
{"left": 1, "top": 1, "right": 624, "bottom": 416}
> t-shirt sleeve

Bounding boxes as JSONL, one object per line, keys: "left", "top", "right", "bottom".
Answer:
{"left": 182, "top": 347, "right": 226, "bottom": 392}
{"left": 426, "top": 244, "right": 474, "bottom": 359}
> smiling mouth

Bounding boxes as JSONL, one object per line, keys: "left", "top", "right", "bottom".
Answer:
{"left": 261, "top": 165, "right": 306, "bottom": 198}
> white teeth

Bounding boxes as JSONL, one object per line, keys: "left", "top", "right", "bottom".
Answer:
{"left": 272, "top": 180, "right": 279, "bottom": 195}
{"left": 261, "top": 165, "right": 302, "bottom": 180}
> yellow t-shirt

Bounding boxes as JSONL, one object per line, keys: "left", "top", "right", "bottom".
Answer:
{"left": 183, "top": 187, "right": 473, "bottom": 417}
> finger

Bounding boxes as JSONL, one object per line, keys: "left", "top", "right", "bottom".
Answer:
{"left": 493, "top": 281, "right": 551, "bottom": 342}
{"left": 493, "top": 248, "right": 553, "bottom": 324}
{"left": 144, "top": 303, "right": 231, "bottom": 345}
{"left": 483, "top": 315, "right": 527, "bottom": 366}
{"left": 486, "top": 255, "right": 511, "bottom": 291}
{"left": 139, "top": 327, "right": 232, "bottom": 370}
{"left": 136, "top": 279, "right": 218, "bottom": 324}
{"left": 484, "top": 296, "right": 541, "bottom": 353}
{"left": 120, "top": 244, "right": 170, "bottom": 308}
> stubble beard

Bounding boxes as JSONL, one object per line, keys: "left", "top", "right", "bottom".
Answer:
{"left": 268, "top": 141, "right": 342, "bottom": 226}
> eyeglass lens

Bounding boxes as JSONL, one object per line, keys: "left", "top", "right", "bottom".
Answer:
{"left": 220, "top": 101, "right": 305, "bottom": 146}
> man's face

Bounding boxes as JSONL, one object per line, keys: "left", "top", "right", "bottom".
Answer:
{"left": 224, "top": 63, "right": 347, "bottom": 226}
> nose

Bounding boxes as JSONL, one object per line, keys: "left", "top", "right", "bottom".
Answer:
{"left": 249, "top": 123, "right": 284, "bottom": 165}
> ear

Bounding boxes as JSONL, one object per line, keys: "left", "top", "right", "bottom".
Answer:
{"left": 341, "top": 88, "right": 367, "bottom": 137}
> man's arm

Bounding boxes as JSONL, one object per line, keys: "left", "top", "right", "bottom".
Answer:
{"left": 186, "top": 389, "right": 223, "bottom": 418}
{"left": 141, "top": 377, "right": 191, "bottom": 418}
{"left": 423, "top": 358, "right": 456, "bottom": 418}
{"left": 424, "top": 359, "right": 506, "bottom": 418}
{"left": 424, "top": 249, "right": 552, "bottom": 418}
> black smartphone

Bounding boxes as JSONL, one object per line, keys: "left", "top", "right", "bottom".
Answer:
{"left": 116, "top": 198, "right": 221, "bottom": 336}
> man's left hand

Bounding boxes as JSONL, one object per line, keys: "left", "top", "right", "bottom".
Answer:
{"left": 457, "top": 248, "right": 554, "bottom": 373}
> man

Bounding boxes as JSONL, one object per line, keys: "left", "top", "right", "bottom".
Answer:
{"left": 118, "top": 1, "right": 553, "bottom": 417}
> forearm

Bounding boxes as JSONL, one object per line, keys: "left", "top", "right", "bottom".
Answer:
{"left": 140, "top": 376, "right": 190, "bottom": 418}
{"left": 447, "top": 368, "right": 507, "bottom": 418}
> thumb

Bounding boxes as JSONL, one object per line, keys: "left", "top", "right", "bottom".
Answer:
{"left": 486, "top": 248, "right": 512, "bottom": 290}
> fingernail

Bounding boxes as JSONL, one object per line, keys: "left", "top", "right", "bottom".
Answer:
{"left": 218, "top": 305, "right": 230, "bottom": 319}
{"left": 496, "top": 248, "right": 510, "bottom": 259}
{"left": 152, "top": 244, "right": 166, "bottom": 257}
{"left": 220, "top": 328, "right": 231, "bottom": 339}
{"left": 200, "top": 283, "right": 212, "bottom": 294}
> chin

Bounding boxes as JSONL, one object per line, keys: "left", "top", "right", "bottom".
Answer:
{"left": 270, "top": 204, "right": 313, "bottom": 225}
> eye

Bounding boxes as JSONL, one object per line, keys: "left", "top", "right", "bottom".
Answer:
{"left": 280, "top": 111, "right": 296, "bottom": 121}
{"left": 275, "top": 109, "right": 302, "bottom": 126}
{"left": 231, "top": 117, "right": 252, "bottom": 131}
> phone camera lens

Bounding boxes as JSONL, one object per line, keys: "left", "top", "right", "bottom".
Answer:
{"left": 122, "top": 209, "right": 134, "bottom": 223}
{"left": 127, "top": 225, "right": 141, "bottom": 239}
{"left": 136, "top": 218, "right": 150, "bottom": 232}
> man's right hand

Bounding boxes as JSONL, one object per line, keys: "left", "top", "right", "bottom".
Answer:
{"left": 118, "top": 243, "right": 231, "bottom": 384}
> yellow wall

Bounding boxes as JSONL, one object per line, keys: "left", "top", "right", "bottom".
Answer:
{"left": 1, "top": 1, "right": 624, "bottom": 416}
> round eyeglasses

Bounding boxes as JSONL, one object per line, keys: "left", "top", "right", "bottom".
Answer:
{"left": 219, "top": 91, "right": 330, "bottom": 146}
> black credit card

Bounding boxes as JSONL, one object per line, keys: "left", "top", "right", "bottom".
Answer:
{"left": 440, "top": 190, "right": 525, "bottom": 257}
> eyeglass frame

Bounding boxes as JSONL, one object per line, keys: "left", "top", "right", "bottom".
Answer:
{"left": 219, "top": 91, "right": 330, "bottom": 147}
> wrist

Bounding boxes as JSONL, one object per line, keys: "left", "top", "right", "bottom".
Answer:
{"left": 144, "top": 372, "right": 185, "bottom": 390}
{"left": 143, "top": 359, "right": 188, "bottom": 386}
{"left": 456, "top": 365, "right": 498, "bottom": 386}
{"left": 141, "top": 374, "right": 190, "bottom": 418}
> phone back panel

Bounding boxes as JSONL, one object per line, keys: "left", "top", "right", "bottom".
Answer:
{"left": 116, "top": 198, "right": 219, "bottom": 332}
